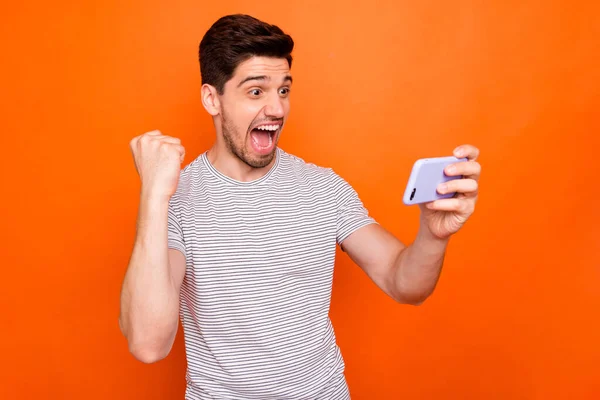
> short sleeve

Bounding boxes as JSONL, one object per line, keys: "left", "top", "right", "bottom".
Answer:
{"left": 167, "top": 194, "right": 186, "bottom": 257}
{"left": 331, "top": 171, "right": 378, "bottom": 245}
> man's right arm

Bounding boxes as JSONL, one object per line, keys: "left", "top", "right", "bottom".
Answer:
{"left": 118, "top": 130, "right": 187, "bottom": 364}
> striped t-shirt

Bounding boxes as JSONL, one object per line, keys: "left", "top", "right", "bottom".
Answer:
{"left": 167, "top": 147, "right": 377, "bottom": 399}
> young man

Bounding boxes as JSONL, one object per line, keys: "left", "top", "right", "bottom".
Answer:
{"left": 119, "top": 14, "right": 481, "bottom": 400}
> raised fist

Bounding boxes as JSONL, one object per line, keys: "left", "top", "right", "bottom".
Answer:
{"left": 129, "top": 130, "right": 185, "bottom": 200}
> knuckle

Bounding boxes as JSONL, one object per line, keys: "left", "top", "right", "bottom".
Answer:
{"left": 460, "top": 200, "right": 470, "bottom": 214}
{"left": 149, "top": 136, "right": 162, "bottom": 147}
{"left": 159, "top": 141, "right": 171, "bottom": 151}
{"left": 471, "top": 179, "right": 479, "bottom": 191}
{"left": 160, "top": 142, "right": 177, "bottom": 156}
{"left": 467, "top": 201, "right": 475, "bottom": 214}
{"left": 139, "top": 134, "right": 151, "bottom": 145}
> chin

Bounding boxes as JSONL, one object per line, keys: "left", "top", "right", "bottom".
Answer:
{"left": 244, "top": 149, "right": 277, "bottom": 169}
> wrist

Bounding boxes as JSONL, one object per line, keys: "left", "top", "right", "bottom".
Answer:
{"left": 417, "top": 219, "right": 450, "bottom": 245}
{"left": 141, "top": 186, "right": 172, "bottom": 206}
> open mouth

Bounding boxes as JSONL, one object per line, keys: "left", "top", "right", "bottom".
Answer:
{"left": 249, "top": 123, "right": 280, "bottom": 155}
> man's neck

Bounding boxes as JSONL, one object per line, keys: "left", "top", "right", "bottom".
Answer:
{"left": 206, "top": 144, "right": 277, "bottom": 183}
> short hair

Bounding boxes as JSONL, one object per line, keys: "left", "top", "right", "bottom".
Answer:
{"left": 199, "top": 14, "right": 294, "bottom": 95}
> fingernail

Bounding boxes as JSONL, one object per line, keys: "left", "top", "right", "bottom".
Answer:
{"left": 454, "top": 147, "right": 463, "bottom": 157}
{"left": 447, "top": 166, "right": 456, "bottom": 174}
{"left": 439, "top": 183, "right": 447, "bottom": 193}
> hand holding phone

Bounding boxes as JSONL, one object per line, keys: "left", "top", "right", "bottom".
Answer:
{"left": 402, "top": 156, "right": 468, "bottom": 205}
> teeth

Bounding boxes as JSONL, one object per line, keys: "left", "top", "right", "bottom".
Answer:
{"left": 256, "top": 125, "right": 279, "bottom": 131}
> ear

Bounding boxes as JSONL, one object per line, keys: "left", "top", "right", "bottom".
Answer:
{"left": 201, "top": 84, "right": 220, "bottom": 116}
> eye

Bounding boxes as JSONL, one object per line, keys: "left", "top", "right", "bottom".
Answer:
{"left": 279, "top": 87, "right": 290, "bottom": 96}
{"left": 249, "top": 88, "right": 262, "bottom": 97}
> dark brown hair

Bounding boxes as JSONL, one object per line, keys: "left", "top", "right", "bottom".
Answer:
{"left": 199, "top": 14, "right": 294, "bottom": 95}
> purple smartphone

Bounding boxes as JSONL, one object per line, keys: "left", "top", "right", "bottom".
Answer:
{"left": 402, "top": 156, "right": 467, "bottom": 205}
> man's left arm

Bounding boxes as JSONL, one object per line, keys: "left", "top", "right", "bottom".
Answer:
{"left": 340, "top": 144, "right": 481, "bottom": 305}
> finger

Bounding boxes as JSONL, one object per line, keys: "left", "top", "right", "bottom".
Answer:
{"left": 173, "top": 144, "right": 185, "bottom": 156}
{"left": 444, "top": 160, "right": 481, "bottom": 180}
{"left": 425, "top": 198, "right": 473, "bottom": 213}
{"left": 169, "top": 144, "right": 185, "bottom": 163}
{"left": 453, "top": 144, "right": 480, "bottom": 161}
{"left": 437, "top": 178, "right": 478, "bottom": 196}
{"left": 129, "top": 136, "right": 139, "bottom": 152}
{"left": 145, "top": 130, "right": 163, "bottom": 136}
{"left": 157, "top": 136, "right": 182, "bottom": 145}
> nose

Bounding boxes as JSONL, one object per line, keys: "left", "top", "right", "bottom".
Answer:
{"left": 264, "top": 92, "right": 285, "bottom": 119}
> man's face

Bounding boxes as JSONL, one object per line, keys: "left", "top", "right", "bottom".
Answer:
{"left": 217, "top": 56, "right": 292, "bottom": 168}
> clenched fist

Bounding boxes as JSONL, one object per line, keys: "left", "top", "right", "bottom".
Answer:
{"left": 129, "top": 130, "right": 185, "bottom": 201}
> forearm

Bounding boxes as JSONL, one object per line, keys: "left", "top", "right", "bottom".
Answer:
{"left": 119, "top": 192, "right": 180, "bottom": 359}
{"left": 393, "top": 219, "right": 449, "bottom": 304}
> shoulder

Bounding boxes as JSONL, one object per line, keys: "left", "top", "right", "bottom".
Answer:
{"left": 277, "top": 147, "right": 340, "bottom": 181}
{"left": 277, "top": 148, "right": 357, "bottom": 197}
{"left": 171, "top": 153, "right": 206, "bottom": 200}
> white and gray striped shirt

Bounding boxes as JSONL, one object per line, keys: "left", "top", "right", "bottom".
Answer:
{"left": 167, "top": 147, "right": 377, "bottom": 399}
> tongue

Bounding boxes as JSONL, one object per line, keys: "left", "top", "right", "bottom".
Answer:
{"left": 251, "top": 130, "right": 271, "bottom": 147}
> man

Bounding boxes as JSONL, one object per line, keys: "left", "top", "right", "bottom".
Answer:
{"left": 119, "top": 14, "right": 481, "bottom": 400}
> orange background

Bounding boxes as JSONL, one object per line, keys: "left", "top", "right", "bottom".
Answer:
{"left": 2, "top": 1, "right": 599, "bottom": 399}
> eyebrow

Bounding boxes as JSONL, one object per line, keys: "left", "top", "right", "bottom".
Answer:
{"left": 237, "top": 75, "right": 293, "bottom": 87}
